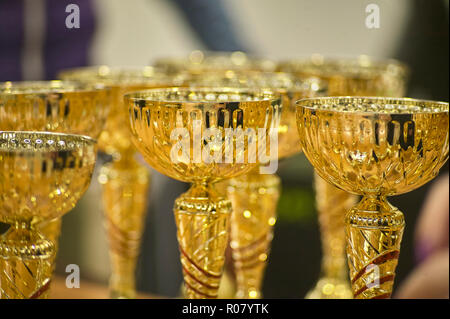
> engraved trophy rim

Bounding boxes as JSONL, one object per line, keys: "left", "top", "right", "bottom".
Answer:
{"left": 124, "top": 86, "right": 281, "bottom": 106}
{"left": 296, "top": 96, "right": 449, "bottom": 115}
{"left": 0, "top": 80, "right": 108, "bottom": 96}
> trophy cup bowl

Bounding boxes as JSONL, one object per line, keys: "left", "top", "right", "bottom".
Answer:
{"left": 58, "top": 66, "right": 183, "bottom": 155}
{"left": 0, "top": 81, "right": 109, "bottom": 137}
{"left": 297, "top": 97, "right": 449, "bottom": 299}
{"left": 187, "top": 70, "right": 327, "bottom": 158}
{"left": 59, "top": 65, "right": 184, "bottom": 298}
{"left": 126, "top": 87, "right": 280, "bottom": 299}
{"left": 187, "top": 70, "right": 327, "bottom": 298}
{"left": 0, "top": 131, "right": 97, "bottom": 299}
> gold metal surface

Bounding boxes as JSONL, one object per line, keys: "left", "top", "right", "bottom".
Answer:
{"left": 0, "top": 81, "right": 108, "bottom": 138}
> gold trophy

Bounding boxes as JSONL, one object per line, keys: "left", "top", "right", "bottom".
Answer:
{"left": 0, "top": 81, "right": 109, "bottom": 275}
{"left": 126, "top": 87, "right": 280, "bottom": 299}
{"left": 0, "top": 131, "right": 97, "bottom": 299}
{"left": 187, "top": 71, "right": 327, "bottom": 298}
{"left": 154, "top": 52, "right": 278, "bottom": 297}
{"left": 279, "top": 55, "right": 408, "bottom": 298}
{"left": 59, "top": 66, "right": 183, "bottom": 298}
{"left": 297, "top": 97, "right": 449, "bottom": 299}
{"left": 154, "top": 50, "right": 276, "bottom": 75}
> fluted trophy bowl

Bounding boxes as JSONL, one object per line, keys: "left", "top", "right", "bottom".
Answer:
{"left": 0, "top": 80, "right": 109, "bottom": 136}
{"left": 297, "top": 97, "right": 449, "bottom": 196}
{"left": 0, "top": 131, "right": 96, "bottom": 299}
{"left": 278, "top": 55, "right": 408, "bottom": 97}
{"left": 126, "top": 87, "right": 279, "bottom": 182}
{"left": 126, "top": 87, "right": 280, "bottom": 299}
{"left": 296, "top": 96, "right": 449, "bottom": 299}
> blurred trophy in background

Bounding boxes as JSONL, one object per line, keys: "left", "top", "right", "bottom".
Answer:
{"left": 59, "top": 66, "right": 183, "bottom": 298}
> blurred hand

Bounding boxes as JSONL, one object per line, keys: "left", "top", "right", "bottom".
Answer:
{"left": 395, "top": 173, "right": 449, "bottom": 299}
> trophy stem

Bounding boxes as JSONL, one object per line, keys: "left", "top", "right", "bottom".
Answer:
{"left": 99, "top": 154, "right": 150, "bottom": 299}
{"left": 40, "top": 218, "right": 62, "bottom": 274}
{"left": 174, "top": 182, "right": 231, "bottom": 299}
{"left": 227, "top": 169, "right": 280, "bottom": 299}
{"left": 345, "top": 195, "right": 405, "bottom": 299}
{"left": 306, "top": 173, "right": 355, "bottom": 299}
{"left": 0, "top": 222, "right": 54, "bottom": 299}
